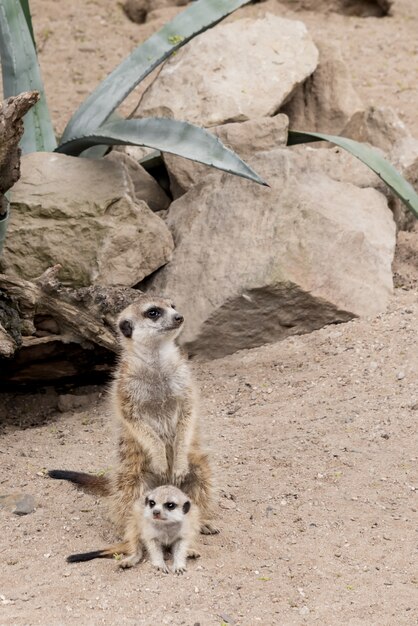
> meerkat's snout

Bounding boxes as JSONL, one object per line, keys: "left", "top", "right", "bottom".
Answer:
{"left": 172, "top": 313, "right": 184, "bottom": 327}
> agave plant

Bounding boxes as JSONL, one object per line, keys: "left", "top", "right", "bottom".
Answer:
{"left": 0, "top": 0, "right": 267, "bottom": 252}
{"left": 288, "top": 131, "right": 418, "bottom": 220}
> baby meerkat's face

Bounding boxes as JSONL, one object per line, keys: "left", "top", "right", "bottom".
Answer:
{"left": 144, "top": 486, "right": 191, "bottom": 524}
{"left": 117, "top": 295, "right": 184, "bottom": 345}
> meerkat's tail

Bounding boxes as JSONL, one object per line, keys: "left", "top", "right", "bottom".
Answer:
{"left": 48, "top": 470, "right": 111, "bottom": 496}
{"left": 67, "top": 542, "right": 129, "bottom": 563}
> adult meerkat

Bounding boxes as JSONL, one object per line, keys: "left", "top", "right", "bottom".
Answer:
{"left": 49, "top": 295, "right": 218, "bottom": 536}
{"left": 67, "top": 485, "right": 200, "bottom": 574}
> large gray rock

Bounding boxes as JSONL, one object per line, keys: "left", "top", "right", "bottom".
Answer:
{"left": 106, "top": 151, "right": 170, "bottom": 212}
{"left": 343, "top": 106, "right": 418, "bottom": 231}
{"left": 164, "top": 115, "right": 289, "bottom": 197}
{"left": 150, "top": 147, "right": 396, "bottom": 358}
{"left": 135, "top": 15, "right": 318, "bottom": 127}
{"left": 343, "top": 106, "right": 409, "bottom": 154}
{"left": 277, "top": 0, "right": 392, "bottom": 16}
{"left": 281, "top": 41, "right": 364, "bottom": 134}
{"left": 2, "top": 153, "right": 174, "bottom": 287}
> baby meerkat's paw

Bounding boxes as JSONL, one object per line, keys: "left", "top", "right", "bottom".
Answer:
{"left": 154, "top": 562, "right": 170, "bottom": 574}
{"left": 172, "top": 564, "right": 187, "bottom": 575}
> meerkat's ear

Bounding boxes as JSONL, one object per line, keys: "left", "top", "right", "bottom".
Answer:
{"left": 145, "top": 495, "right": 149, "bottom": 505}
{"left": 119, "top": 319, "right": 133, "bottom": 338}
{"left": 182, "top": 501, "right": 191, "bottom": 514}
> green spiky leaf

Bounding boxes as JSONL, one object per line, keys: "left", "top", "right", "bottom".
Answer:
{"left": 0, "top": 0, "right": 56, "bottom": 152}
{"left": 60, "top": 0, "right": 251, "bottom": 144}
{"left": 18, "top": 0, "right": 35, "bottom": 48}
{"left": 288, "top": 130, "right": 418, "bottom": 219}
{"left": 56, "top": 117, "right": 267, "bottom": 186}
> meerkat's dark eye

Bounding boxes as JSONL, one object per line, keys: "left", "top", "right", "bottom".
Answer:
{"left": 148, "top": 499, "right": 156, "bottom": 508}
{"left": 145, "top": 307, "right": 162, "bottom": 320}
{"left": 171, "top": 304, "right": 176, "bottom": 309}
{"left": 164, "top": 502, "right": 177, "bottom": 510}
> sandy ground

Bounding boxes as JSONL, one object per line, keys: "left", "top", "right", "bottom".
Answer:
{"left": 1, "top": 0, "right": 418, "bottom": 624}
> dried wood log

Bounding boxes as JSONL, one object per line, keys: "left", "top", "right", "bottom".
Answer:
{"left": 0, "top": 91, "right": 40, "bottom": 258}
{"left": 0, "top": 91, "right": 40, "bottom": 207}
{"left": 0, "top": 265, "right": 141, "bottom": 383}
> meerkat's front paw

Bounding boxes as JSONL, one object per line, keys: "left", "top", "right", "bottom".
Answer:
{"left": 172, "top": 563, "right": 186, "bottom": 575}
{"left": 172, "top": 464, "right": 189, "bottom": 485}
{"left": 187, "top": 548, "right": 201, "bottom": 559}
{"left": 151, "top": 459, "right": 169, "bottom": 477}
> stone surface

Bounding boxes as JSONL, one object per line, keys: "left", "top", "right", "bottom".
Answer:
{"left": 281, "top": 41, "right": 364, "bottom": 134}
{"left": 0, "top": 493, "right": 35, "bottom": 515}
{"left": 13, "top": 494, "right": 35, "bottom": 516}
{"left": 2, "top": 153, "right": 174, "bottom": 287}
{"left": 343, "top": 106, "right": 417, "bottom": 230}
{"left": 150, "top": 147, "right": 396, "bottom": 358}
{"left": 165, "top": 115, "right": 289, "bottom": 197}
{"left": 106, "top": 151, "right": 170, "bottom": 212}
{"left": 123, "top": 0, "right": 187, "bottom": 24}
{"left": 390, "top": 137, "right": 418, "bottom": 231}
{"left": 135, "top": 15, "right": 318, "bottom": 127}
{"left": 57, "top": 393, "right": 96, "bottom": 413}
{"left": 277, "top": 0, "right": 392, "bottom": 16}
{"left": 343, "top": 105, "right": 409, "bottom": 153}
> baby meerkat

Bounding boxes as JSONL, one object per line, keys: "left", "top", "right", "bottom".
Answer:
{"left": 67, "top": 486, "right": 200, "bottom": 575}
{"left": 49, "top": 295, "right": 218, "bottom": 538}
{"left": 121, "top": 485, "right": 200, "bottom": 574}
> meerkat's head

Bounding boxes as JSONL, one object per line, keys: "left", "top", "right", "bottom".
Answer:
{"left": 117, "top": 295, "right": 184, "bottom": 348}
{"left": 144, "top": 485, "right": 191, "bottom": 525}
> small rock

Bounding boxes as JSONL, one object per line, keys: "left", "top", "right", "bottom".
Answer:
{"left": 299, "top": 606, "right": 310, "bottom": 616}
{"left": 397, "top": 371, "right": 405, "bottom": 380}
{"left": 13, "top": 494, "right": 35, "bottom": 516}
{"left": 57, "top": 394, "right": 94, "bottom": 413}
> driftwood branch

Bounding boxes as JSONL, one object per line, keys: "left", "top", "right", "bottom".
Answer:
{"left": 0, "top": 91, "right": 39, "bottom": 201}
{"left": 0, "top": 265, "right": 140, "bottom": 383}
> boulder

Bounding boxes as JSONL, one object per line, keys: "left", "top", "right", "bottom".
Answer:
{"left": 123, "top": 0, "right": 187, "bottom": 24}
{"left": 149, "top": 147, "right": 396, "bottom": 358}
{"left": 1, "top": 153, "right": 174, "bottom": 287}
{"left": 135, "top": 14, "right": 318, "bottom": 127}
{"left": 277, "top": 0, "right": 392, "bottom": 17}
{"left": 106, "top": 151, "right": 170, "bottom": 212}
{"left": 281, "top": 41, "right": 364, "bottom": 134}
{"left": 389, "top": 137, "right": 418, "bottom": 231}
{"left": 164, "top": 115, "right": 289, "bottom": 197}
{"left": 343, "top": 106, "right": 418, "bottom": 230}
{"left": 343, "top": 106, "right": 409, "bottom": 154}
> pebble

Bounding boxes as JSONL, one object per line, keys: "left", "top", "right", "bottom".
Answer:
{"left": 13, "top": 494, "right": 35, "bottom": 516}
{"left": 299, "top": 606, "right": 310, "bottom": 616}
{"left": 396, "top": 371, "right": 405, "bottom": 380}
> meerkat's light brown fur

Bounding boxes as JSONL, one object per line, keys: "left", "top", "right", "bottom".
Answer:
{"left": 50, "top": 295, "right": 218, "bottom": 538}
{"left": 109, "top": 295, "right": 218, "bottom": 537}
